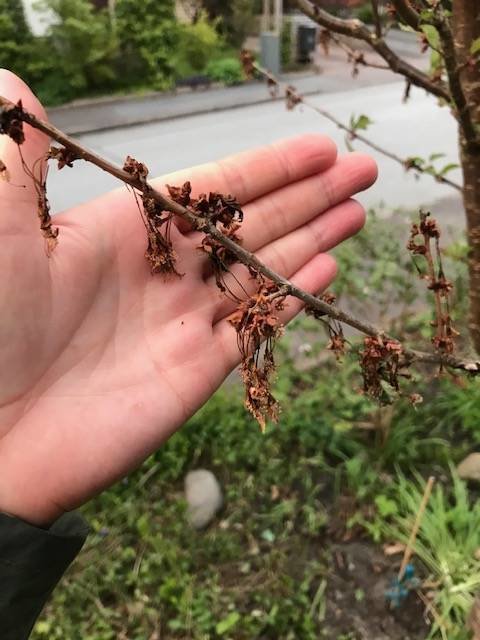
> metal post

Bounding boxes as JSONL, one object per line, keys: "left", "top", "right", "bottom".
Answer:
{"left": 274, "top": 0, "right": 283, "bottom": 35}
{"left": 260, "top": 0, "right": 282, "bottom": 74}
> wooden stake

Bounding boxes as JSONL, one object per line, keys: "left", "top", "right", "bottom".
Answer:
{"left": 398, "top": 476, "right": 435, "bottom": 582}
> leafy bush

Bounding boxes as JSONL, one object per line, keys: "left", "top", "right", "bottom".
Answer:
{"left": 32, "top": 0, "right": 119, "bottom": 104}
{"left": 205, "top": 57, "right": 243, "bottom": 85}
{"left": 173, "top": 11, "right": 225, "bottom": 78}
{"left": 114, "top": 0, "right": 178, "bottom": 91}
{"left": 354, "top": 3, "right": 375, "bottom": 24}
{"left": 202, "top": 0, "right": 257, "bottom": 48}
{"left": 0, "top": 0, "right": 34, "bottom": 81}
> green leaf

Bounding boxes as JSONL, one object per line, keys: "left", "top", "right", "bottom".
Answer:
{"left": 35, "top": 621, "right": 51, "bottom": 635}
{"left": 216, "top": 611, "right": 240, "bottom": 635}
{"left": 471, "top": 38, "right": 480, "bottom": 57}
{"left": 421, "top": 24, "right": 441, "bottom": 50}
{"left": 374, "top": 494, "right": 398, "bottom": 518}
{"left": 419, "top": 9, "right": 435, "bottom": 22}
{"left": 261, "top": 528, "right": 275, "bottom": 543}
{"left": 429, "top": 152, "right": 446, "bottom": 162}
{"left": 136, "top": 513, "right": 150, "bottom": 537}
{"left": 350, "top": 114, "right": 374, "bottom": 132}
{"left": 439, "top": 163, "right": 460, "bottom": 176}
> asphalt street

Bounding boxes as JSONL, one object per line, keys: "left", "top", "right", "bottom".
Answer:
{"left": 47, "top": 81, "right": 462, "bottom": 221}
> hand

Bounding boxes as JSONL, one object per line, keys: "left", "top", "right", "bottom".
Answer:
{"left": 0, "top": 71, "right": 377, "bottom": 526}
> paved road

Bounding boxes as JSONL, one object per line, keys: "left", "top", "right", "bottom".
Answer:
{"left": 48, "top": 31, "right": 427, "bottom": 136}
{"left": 47, "top": 81, "right": 462, "bottom": 222}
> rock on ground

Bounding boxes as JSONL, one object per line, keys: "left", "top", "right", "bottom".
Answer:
{"left": 457, "top": 453, "right": 480, "bottom": 481}
{"left": 184, "top": 469, "right": 223, "bottom": 529}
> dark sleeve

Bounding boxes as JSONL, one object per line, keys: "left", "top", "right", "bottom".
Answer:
{"left": 0, "top": 511, "right": 89, "bottom": 640}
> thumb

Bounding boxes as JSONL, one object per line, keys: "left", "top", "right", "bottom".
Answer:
{"left": 0, "top": 70, "right": 51, "bottom": 232}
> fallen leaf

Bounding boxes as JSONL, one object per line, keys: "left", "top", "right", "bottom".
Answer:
{"left": 270, "top": 485, "right": 280, "bottom": 500}
{"left": 383, "top": 542, "right": 407, "bottom": 556}
{"left": 457, "top": 453, "right": 480, "bottom": 481}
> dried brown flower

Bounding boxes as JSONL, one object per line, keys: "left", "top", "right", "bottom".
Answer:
{"left": 285, "top": 86, "right": 302, "bottom": 111}
{"left": 141, "top": 191, "right": 182, "bottom": 277}
{"left": 16, "top": 149, "right": 58, "bottom": 251}
{"left": 123, "top": 159, "right": 182, "bottom": 276}
{"left": 360, "top": 335, "right": 404, "bottom": 399}
{"left": 200, "top": 222, "right": 242, "bottom": 293}
{"left": 0, "top": 100, "right": 25, "bottom": 145}
{"left": 191, "top": 191, "right": 243, "bottom": 228}
{"left": 229, "top": 278, "right": 287, "bottom": 430}
{"left": 240, "top": 49, "right": 256, "bottom": 79}
{"left": 48, "top": 146, "right": 80, "bottom": 170}
{"left": 123, "top": 155, "right": 149, "bottom": 182}
{"left": 408, "top": 211, "right": 458, "bottom": 356}
{"left": 167, "top": 181, "right": 192, "bottom": 207}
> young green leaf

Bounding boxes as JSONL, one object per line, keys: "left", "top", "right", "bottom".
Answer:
{"left": 470, "top": 37, "right": 480, "bottom": 57}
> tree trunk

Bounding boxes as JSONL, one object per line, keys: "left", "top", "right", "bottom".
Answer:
{"left": 452, "top": 3, "right": 480, "bottom": 354}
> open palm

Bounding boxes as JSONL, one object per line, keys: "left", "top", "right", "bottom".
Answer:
{"left": 0, "top": 70, "right": 377, "bottom": 526}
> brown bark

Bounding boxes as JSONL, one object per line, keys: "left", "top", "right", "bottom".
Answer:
{"left": 452, "top": 2, "right": 480, "bottom": 353}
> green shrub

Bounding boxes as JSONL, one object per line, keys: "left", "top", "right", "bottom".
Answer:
{"left": 33, "top": 0, "right": 119, "bottom": 103}
{"left": 354, "top": 4, "right": 375, "bottom": 24}
{"left": 202, "top": 0, "right": 257, "bottom": 48}
{"left": 205, "top": 57, "right": 243, "bottom": 85}
{"left": 173, "top": 11, "right": 225, "bottom": 78}
{"left": 0, "top": 0, "right": 35, "bottom": 82}
{"left": 114, "top": 0, "right": 178, "bottom": 91}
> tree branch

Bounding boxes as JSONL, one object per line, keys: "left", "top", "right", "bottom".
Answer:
{"left": 1, "top": 96, "right": 477, "bottom": 375}
{"left": 251, "top": 62, "right": 461, "bottom": 191}
{"left": 432, "top": 11, "right": 480, "bottom": 149}
{"left": 391, "top": 0, "right": 421, "bottom": 32}
{"left": 371, "top": 0, "right": 382, "bottom": 38}
{"left": 326, "top": 28, "right": 391, "bottom": 71}
{"left": 295, "top": 0, "right": 451, "bottom": 102}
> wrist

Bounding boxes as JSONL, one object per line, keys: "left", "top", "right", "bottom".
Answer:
{"left": 0, "top": 481, "right": 63, "bottom": 528}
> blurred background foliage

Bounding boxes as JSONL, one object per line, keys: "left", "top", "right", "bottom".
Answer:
{"left": 0, "top": 0, "right": 406, "bottom": 105}
{"left": 0, "top": 0, "right": 251, "bottom": 105}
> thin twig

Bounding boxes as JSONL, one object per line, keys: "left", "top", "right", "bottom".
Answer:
{"left": 297, "top": 0, "right": 480, "bottom": 151}
{"left": 325, "top": 29, "right": 390, "bottom": 71}
{"left": 295, "top": 0, "right": 451, "bottom": 101}
{"left": 1, "top": 96, "right": 478, "bottom": 375}
{"left": 252, "top": 62, "right": 462, "bottom": 191}
{"left": 371, "top": 0, "right": 382, "bottom": 39}
{"left": 398, "top": 475, "right": 435, "bottom": 582}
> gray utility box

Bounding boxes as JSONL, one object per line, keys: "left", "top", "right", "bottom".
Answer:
{"left": 260, "top": 32, "right": 281, "bottom": 75}
{"left": 297, "top": 25, "right": 317, "bottom": 63}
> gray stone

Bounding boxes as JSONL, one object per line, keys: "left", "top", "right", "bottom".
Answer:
{"left": 184, "top": 469, "right": 223, "bottom": 529}
{"left": 457, "top": 453, "right": 480, "bottom": 481}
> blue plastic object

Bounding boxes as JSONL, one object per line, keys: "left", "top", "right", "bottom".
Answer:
{"left": 385, "top": 563, "right": 421, "bottom": 608}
